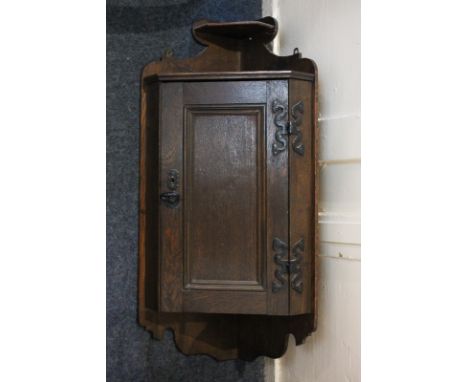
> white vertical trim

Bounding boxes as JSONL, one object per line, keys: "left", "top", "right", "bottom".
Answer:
{"left": 271, "top": 0, "right": 360, "bottom": 380}
{"left": 264, "top": 357, "right": 276, "bottom": 382}
{"left": 271, "top": 0, "right": 280, "bottom": 54}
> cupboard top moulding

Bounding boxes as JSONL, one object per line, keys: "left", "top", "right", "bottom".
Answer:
{"left": 139, "top": 16, "right": 319, "bottom": 361}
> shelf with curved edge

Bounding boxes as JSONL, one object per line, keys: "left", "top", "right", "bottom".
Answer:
{"left": 192, "top": 17, "right": 278, "bottom": 45}
{"left": 141, "top": 309, "right": 315, "bottom": 361}
{"left": 141, "top": 17, "right": 315, "bottom": 79}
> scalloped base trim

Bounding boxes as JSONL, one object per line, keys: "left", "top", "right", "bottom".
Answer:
{"left": 140, "top": 310, "right": 314, "bottom": 361}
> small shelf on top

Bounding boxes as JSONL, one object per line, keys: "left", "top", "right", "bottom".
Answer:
{"left": 192, "top": 17, "right": 278, "bottom": 44}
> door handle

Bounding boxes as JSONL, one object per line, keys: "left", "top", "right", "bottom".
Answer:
{"left": 160, "top": 191, "right": 180, "bottom": 208}
{"left": 160, "top": 169, "right": 180, "bottom": 208}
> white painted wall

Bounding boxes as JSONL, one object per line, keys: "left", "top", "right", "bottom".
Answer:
{"left": 264, "top": 0, "right": 361, "bottom": 381}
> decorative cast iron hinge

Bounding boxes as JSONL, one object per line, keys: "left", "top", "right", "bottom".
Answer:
{"left": 289, "top": 101, "right": 305, "bottom": 156}
{"left": 272, "top": 237, "right": 304, "bottom": 294}
{"left": 290, "top": 238, "right": 304, "bottom": 293}
{"left": 272, "top": 237, "right": 289, "bottom": 293}
{"left": 271, "top": 100, "right": 305, "bottom": 156}
{"left": 271, "top": 100, "right": 289, "bottom": 155}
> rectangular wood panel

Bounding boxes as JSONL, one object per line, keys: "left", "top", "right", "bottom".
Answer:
{"left": 183, "top": 105, "right": 266, "bottom": 291}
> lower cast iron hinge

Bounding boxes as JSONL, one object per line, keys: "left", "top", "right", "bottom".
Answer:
{"left": 272, "top": 237, "right": 304, "bottom": 294}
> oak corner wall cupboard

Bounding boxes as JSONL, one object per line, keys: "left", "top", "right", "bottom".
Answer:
{"left": 139, "top": 16, "right": 318, "bottom": 361}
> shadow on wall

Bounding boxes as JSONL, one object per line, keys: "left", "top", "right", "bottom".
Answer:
{"left": 106, "top": 0, "right": 266, "bottom": 381}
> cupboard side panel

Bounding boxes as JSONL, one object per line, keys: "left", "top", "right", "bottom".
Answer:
{"left": 141, "top": 83, "right": 160, "bottom": 312}
{"left": 289, "top": 79, "right": 314, "bottom": 315}
{"left": 266, "top": 80, "right": 290, "bottom": 315}
{"left": 159, "top": 82, "right": 184, "bottom": 312}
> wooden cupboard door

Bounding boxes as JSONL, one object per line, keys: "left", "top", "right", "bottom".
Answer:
{"left": 158, "top": 80, "right": 289, "bottom": 315}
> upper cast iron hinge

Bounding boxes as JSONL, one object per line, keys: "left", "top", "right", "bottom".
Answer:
{"left": 272, "top": 100, "right": 305, "bottom": 156}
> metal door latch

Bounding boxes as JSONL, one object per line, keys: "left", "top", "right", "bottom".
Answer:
{"left": 160, "top": 169, "right": 180, "bottom": 208}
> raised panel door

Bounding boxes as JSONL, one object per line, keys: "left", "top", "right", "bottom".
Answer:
{"left": 158, "top": 80, "right": 290, "bottom": 315}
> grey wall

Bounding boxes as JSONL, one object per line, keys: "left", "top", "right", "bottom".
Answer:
{"left": 106, "top": 1, "right": 265, "bottom": 381}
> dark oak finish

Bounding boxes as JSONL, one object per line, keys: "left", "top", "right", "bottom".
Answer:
{"left": 266, "top": 80, "right": 289, "bottom": 315}
{"left": 159, "top": 81, "right": 270, "bottom": 314}
{"left": 289, "top": 79, "right": 314, "bottom": 315}
{"left": 139, "top": 17, "right": 318, "bottom": 360}
{"left": 184, "top": 107, "right": 265, "bottom": 293}
{"left": 159, "top": 82, "right": 184, "bottom": 313}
